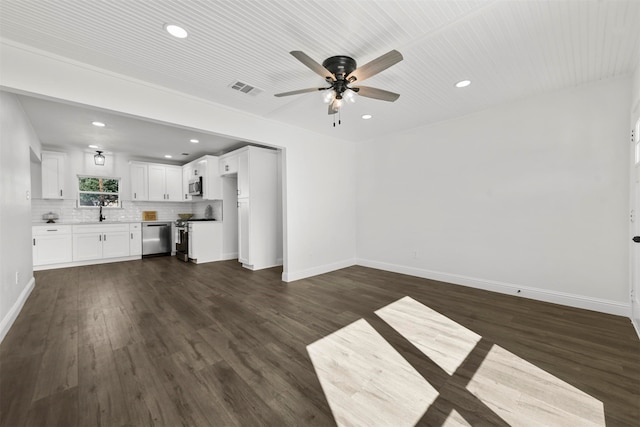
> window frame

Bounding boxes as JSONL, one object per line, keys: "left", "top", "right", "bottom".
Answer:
{"left": 77, "top": 175, "right": 122, "bottom": 209}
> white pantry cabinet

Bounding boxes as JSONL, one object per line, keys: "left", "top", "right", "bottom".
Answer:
{"left": 234, "top": 146, "right": 279, "bottom": 270}
{"left": 72, "top": 223, "right": 130, "bottom": 261}
{"left": 41, "top": 151, "right": 66, "bottom": 199}
{"left": 148, "top": 164, "right": 182, "bottom": 201}
{"left": 32, "top": 225, "right": 72, "bottom": 266}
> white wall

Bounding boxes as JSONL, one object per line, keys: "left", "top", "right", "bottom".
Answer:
{"left": 0, "top": 41, "right": 358, "bottom": 282}
{"left": 357, "top": 78, "right": 631, "bottom": 315}
{"left": 0, "top": 92, "right": 39, "bottom": 342}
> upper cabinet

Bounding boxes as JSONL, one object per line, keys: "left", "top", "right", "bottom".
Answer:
{"left": 130, "top": 162, "right": 148, "bottom": 201}
{"left": 41, "top": 151, "right": 66, "bottom": 199}
{"left": 129, "top": 162, "right": 182, "bottom": 202}
{"left": 148, "top": 164, "right": 182, "bottom": 201}
{"left": 182, "top": 155, "right": 222, "bottom": 200}
{"left": 219, "top": 152, "right": 239, "bottom": 176}
{"left": 182, "top": 163, "right": 193, "bottom": 202}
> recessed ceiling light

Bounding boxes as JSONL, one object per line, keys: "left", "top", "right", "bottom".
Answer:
{"left": 164, "top": 155, "right": 173, "bottom": 159}
{"left": 190, "top": 139, "right": 199, "bottom": 143}
{"left": 455, "top": 80, "right": 471, "bottom": 88}
{"left": 164, "top": 24, "right": 188, "bottom": 39}
{"left": 88, "top": 144, "right": 99, "bottom": 149}
{"left": 92, "top": 121, "right": 106, "bottom": 127}
{"left": 361, "top": 114, "right": 372, "bottom": 120}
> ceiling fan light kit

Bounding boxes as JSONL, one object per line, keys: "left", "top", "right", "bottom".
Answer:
{"left": 275, "top": 49, "right": 403, "bottom": 125}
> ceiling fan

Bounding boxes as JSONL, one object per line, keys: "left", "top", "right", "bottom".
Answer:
{"left": 274, "top": 50, "right": 403, "bottom": 115}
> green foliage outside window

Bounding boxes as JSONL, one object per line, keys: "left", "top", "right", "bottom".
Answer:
{"left": 78, "top": 177, "right": 120, "bottom": 207}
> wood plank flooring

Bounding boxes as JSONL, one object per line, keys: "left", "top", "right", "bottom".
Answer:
{"left": 1, "top": 258, "right": 639, "bottom": 426}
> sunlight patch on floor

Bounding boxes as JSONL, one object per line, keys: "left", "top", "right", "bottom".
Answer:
{"left": 375, "top": 296, "right": 481, "bottom": 375}
{"left": 307, "top": 296, "right": 605, "bottom": 427}
{"left": 442, "top": 409, "right": 472, "bottom": 427}
{"left": 467, "top": 344, "right": 605, "bottom": 427}
{"left": 306, "top": 319, "right": 438, "bottom": 427}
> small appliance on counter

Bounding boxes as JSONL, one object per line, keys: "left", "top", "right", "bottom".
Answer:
{"left": 42, "top": 212, "right": 59, "bottom": 223}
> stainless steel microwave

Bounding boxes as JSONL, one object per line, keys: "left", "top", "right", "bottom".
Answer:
{"left": 188, "top": 176, "right": 203, "bottom": 196}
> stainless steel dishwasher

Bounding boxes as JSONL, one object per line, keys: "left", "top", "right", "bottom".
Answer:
{"left": 142, "top": 222, "right": 172, "bottom": 257}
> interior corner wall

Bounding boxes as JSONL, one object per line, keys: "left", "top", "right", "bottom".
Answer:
{"left": 0, "top": 91, "right": 38, "bottom": 342}
{"left": 356, "top": 77, "right": 631, "bottom": 315}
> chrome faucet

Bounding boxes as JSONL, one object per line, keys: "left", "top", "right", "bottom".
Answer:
{"left": 99, "top": 204, "right": 106, "bottom": 222}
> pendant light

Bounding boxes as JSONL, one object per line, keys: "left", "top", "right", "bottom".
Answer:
{"left": 94, "top": 150, "right": 105, "bottom": 166}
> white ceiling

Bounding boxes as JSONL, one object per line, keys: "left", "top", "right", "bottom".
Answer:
{"left": 1, "top": 0, "right": 639, "bottom": 161}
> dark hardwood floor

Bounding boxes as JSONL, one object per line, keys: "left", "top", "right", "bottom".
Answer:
{"left": 1, "top": 258, "right": 639, "bottom": 426}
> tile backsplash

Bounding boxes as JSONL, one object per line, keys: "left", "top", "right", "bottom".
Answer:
{"left": 32, "top": 199, "right": 223, "bottom": 223}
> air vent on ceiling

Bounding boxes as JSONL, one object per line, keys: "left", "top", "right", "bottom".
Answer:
{"left": 229, "top": 81, "right": 264, "bottom": 97}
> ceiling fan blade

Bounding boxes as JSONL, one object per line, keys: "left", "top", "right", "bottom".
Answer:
{"left": 328, "top": 100, "right": 339, "bottom": 115}
{"left": 290, "top": 51, "right": 334, "bottom": 80}
{"left": 352, "top": 86, "right": 400, "bottom": 102}
{"left": 348, "top": 50, "right": 403, "bottom": 82}
{"left": 274, "top": 87, "right": 327, "bottom": 97}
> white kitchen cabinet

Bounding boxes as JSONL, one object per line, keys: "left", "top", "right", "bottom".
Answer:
{"left": 41, "top": 151, "right": 66, "bottom": 199}
{"left": 184, "top": 155, "right": 222, "bottom": 200}
{"left": 237, "top": 149, "right": 250, "bottom": 198}
{"left": 188, "top": 221, "right": 222, "bottom": 263}
{"left": 129, "top": 223, "right": 142, "bottom": 256}
{"left": 235, "top": 146, "right": 280, "bottom": 270}
{"left": 182, "top": 163, "right": 193, "bottom": 201}
{"left": 219, "top": 152, "right": 239, "bottom": 176}
{"left": 72, "top": 223, "right": 131, "bottom": 261}
{"left": 130, "top": 162, "right": 148, "bottom": 201}
{"left": 73, "top": 232, "right": 103, "bottom": 261}
{"left": 202, "top": 156, "right": 222, "bottom": 200}
{"left": 32, "top": 225, "right": 72, "bottom": 266}
{"left": 237, "top": 199, "right": 250, "bottom": 264}
{"left": 148, "top": 164, "right": 182, "bottom": 201}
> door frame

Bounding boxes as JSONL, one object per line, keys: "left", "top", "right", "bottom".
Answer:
{"left": 630, "top": 117, "right": 640, "bottom": 338}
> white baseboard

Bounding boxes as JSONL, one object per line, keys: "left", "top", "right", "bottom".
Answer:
{"left": 0, "top": 276, "right": 35, "bottom": 344}
{"left": 33, "top": 255, "right": 141, "bottom": 271}
{"left": 357, "top": 258, "right": 631, "bottom": 317}
{"left": 283, "top": 258, "right": 357, "bottom": 282}
{"left": 221, "top": 252, "right": 238, "bottom": 261}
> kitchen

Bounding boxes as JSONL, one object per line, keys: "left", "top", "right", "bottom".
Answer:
{"left": 30, "top": 137, "right": 283, "bottom": 272}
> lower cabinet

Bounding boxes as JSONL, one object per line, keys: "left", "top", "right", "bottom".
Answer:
{"left": 33, "top": 225, "right": 72, "bottom": 266}
{"left": 129, "top": 223, "right": 142, "bottom": 256}
{"left": 72, "top": 223, "right": 131, "bottom": 262}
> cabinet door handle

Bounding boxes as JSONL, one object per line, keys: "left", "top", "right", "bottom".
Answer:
{"left": 104, "top": 234, "right": 107, "bottom": 241}
{"left": 134, "top": 192, "right": 137, "bottom": 199}
{"left": 33, "top": 238, "right": 36, "bottom": 246}
{"left": 225, "top": 164, "right": 229, "bottom": 171}
{"left": 99, "top": 235, "right": 102, "bottom": 241}
{"left": 60, "top": 189, "right": 63, "bottom": 197}
{"left": 185, "top": 194, "right": 187, "bottom": 200}
{"left": 131, "top": 233, "right": 133, "bottom": 239}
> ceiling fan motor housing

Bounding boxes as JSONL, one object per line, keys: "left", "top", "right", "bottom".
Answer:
{"left": 322, "top": 56, "right": 357, "bottom": 98}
